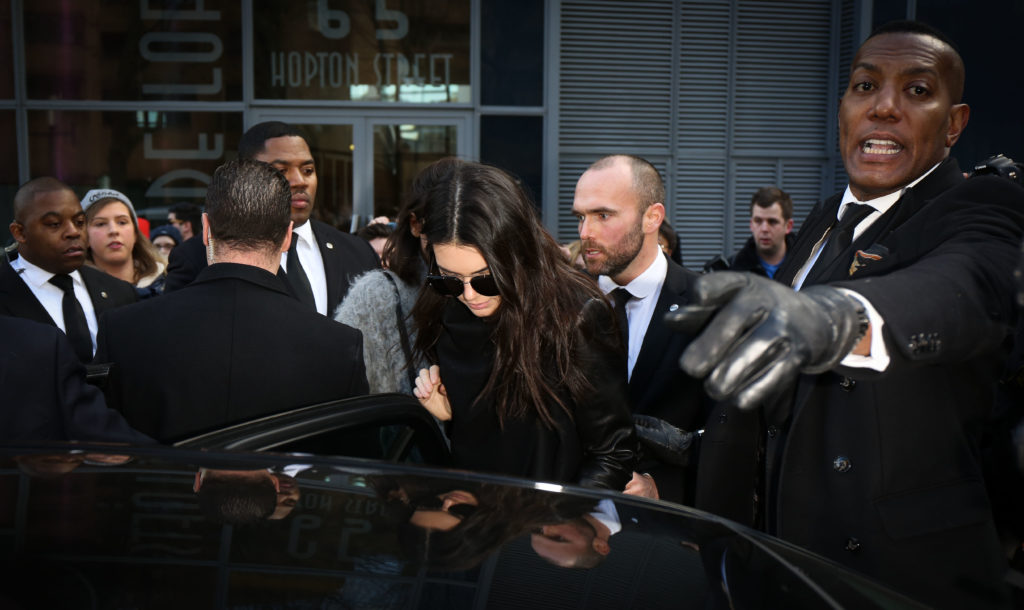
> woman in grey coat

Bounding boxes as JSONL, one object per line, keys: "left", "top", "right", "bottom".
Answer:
{"left": 334, "top": 172, "right": 436, "bottom": 394}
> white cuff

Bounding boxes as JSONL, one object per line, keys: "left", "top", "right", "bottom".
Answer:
{"left": 835, "top": 288, "right": 890, "bottom": 372}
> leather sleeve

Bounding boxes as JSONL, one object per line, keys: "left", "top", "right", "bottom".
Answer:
{"left": 572, "top": 297, "right": 638, "bottom": 491}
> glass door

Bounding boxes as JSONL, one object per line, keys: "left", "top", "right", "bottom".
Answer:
{"left": 247, "top": 111, "right": 469, "bottom": 232}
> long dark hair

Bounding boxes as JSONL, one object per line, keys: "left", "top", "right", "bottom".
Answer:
{"left": 410, "top": 158, "right": 607, "bottom": 427}
{"left": 382, "top": 161, "right": 444, "bottom": 285}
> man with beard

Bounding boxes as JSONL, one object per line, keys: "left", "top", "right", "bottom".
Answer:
{"left": 572, "top": 155, "right": 705, "bottom": 504}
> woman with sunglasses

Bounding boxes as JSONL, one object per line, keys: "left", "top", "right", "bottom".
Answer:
{"left": 410, "top": 158, "right": 637, "bottom": 492}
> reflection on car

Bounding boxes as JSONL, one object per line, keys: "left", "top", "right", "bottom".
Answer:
{"left": 0, "top": 435, "right": 927, "bottom": 608}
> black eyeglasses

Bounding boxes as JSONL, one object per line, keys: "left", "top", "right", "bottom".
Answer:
{"left": 426, "top": 273, "right": 500, "bottom": 297}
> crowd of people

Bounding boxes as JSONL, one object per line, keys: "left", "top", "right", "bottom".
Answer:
{"left": 3, "top": 19, "right": 1024, "bottom": 608}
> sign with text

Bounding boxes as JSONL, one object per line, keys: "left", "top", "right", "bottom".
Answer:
{"left": 254, "top": 0, "right": 470, "bottom": 103}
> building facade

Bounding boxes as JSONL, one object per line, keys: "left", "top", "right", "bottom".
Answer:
{"left": 2, "top": 0, "right": 1020, "bottom": 266}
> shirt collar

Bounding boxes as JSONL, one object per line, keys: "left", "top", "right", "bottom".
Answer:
{"left": 839, "top": 161, "right": 942, "bottom": 217}
{"left": 292, "top": 220, "right": 314, "bottom": 245}
{"left": 598, "top": 248, "right": 667, "bottom": 301}
{"left": 10, "top": 255, "right": 85, "bottom": 289}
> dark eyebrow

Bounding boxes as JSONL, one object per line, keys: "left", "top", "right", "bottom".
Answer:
{"left": 572, "top": 206, "right": 616, "bottom": 215}
{"left": 438, "top": 265, "right": 490, "bottom": 276}
{"left": 851, "top": 62, "right": 938, "bottom": 80}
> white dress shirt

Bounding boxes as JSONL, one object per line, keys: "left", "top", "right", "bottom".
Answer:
{"left": 281, "top": 221, "right": 328, "bottom": 315}
{"left": 598, "top": 251, "right": 668, "bottom": 381}
{"left": 10, "top": 256, "right": 99, "bottom": 353}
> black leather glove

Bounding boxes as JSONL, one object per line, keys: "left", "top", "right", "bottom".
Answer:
{"left": 665, "top": 272, "right": 868, "bottom": 410}
{"left": 632, "top": 414, "right": 696, "bottom": 467}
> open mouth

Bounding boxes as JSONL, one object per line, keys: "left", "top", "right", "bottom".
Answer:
{"left": 861, "top": 138, "right": 903, "bottom": 155}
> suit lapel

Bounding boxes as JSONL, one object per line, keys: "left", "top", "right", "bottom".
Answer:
{"left": 811, "top": 158, "right": 965, "bottom": 284}
{"left": 0, "top": 264, "right": 56, "bottom": 325}
{"left": 310, "top": 220, "right": 342, "bottom": 312}
{"left": 775, "top": 195, "right": 842, "bottom": 286}
{"left": 81, "top": 267, "right": 117, "bottom": 317}
{"left": 628, "top": 259, "right": 693, "bottom": 397}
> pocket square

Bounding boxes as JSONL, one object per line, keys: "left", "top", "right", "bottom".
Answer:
{"left": 849, "top": 245, "right": 889, "bottom": 276}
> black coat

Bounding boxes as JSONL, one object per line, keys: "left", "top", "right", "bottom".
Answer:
{"left": 94, "top": 262, "right": 369, "bottom": 442}
{"left": 627, "top": 257, "right": 709, "bottom": 504}
{"left": 0, "top": 316, "right": 152, "bottom": 444}
{"left": 702, "top": 158, "right": 1024, "bottom": 607}
{"left": 163, "top": 220, "right": 380, "bottom": 315}
{"left": 437, "top": 297, "right": 637, "bottom": 491}
{"left": 728, "top": 233, "right": 795, "bottom": 278}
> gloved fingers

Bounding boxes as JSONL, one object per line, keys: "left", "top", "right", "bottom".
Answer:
{"left": 702, "top": 327, "right": 792, "bottom": 401}
{"left": 691, "top": 271, "right": 753, "bottom": 304}
{"left": 665, "top": 272, "right": 751, "bottom": 335}
{"left": 679, "top": 298, "right": 771, "bottom": 378}
{"left": 729, "top": 352, "right": 803, "bottom": 412}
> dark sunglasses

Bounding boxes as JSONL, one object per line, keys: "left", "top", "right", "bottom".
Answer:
{"left": 426, "top": 274, "right": 500, "bottom": 297}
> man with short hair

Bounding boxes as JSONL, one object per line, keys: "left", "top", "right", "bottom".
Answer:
{"left": 239, "top": 121, "right": 379, "bottom": 315}
{"left": 728, "top": 186, "right": 794, "bottom": 278}
{"left": 572, "top": 155, "right": 705, "bottom": 504}
{"left": 165, "top": 123, "right": 379, "bottom": 312}
{"left": 167, "top": 202, "right": 201, "bottom": 241}
{"left": 0, "top": 177, "right": 136, "bottom": 361}
{"left": 673, "top": 21, "right": 1024, "bottom": 606}
{"left": 95, "top": 158, "right": 369, "bottom": 442}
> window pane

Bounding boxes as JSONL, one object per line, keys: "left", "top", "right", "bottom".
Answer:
{"left": 290, "top": 124, "right": 355, "bottom": 231}
{"left": 24, "top": 1, "right": 242, "bottom": 101}
{"left": 0, "top": 110, "right": 17, "bottom": 244}
{"left": 481, "top": 0, "right": 543, "bottom": 106}
{"left": 0, "top": 0, "right": 12, "bottom": 98}
{"left": 373, "top": 124, "right": 456, "bottom": 219}
{"left": 480, "top": 116, "right": 542, "bottom": 209}
{"left": 27, "top": 110, "right": 243, "bottom": 218}
{"left": 253, "top": 1, "right": 470, "bottom": 103}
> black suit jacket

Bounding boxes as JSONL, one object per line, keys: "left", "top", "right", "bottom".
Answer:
{"left": 95, "top": 263, "right": 370, "bottom": 442}
{"left": 163, "top": 220, "right": 379, "bottom": 314}
{"left": 0, "top": 316, "right": 152, "bottom": 444}
{"left": 705, "top": 158, "right": 1024, "bottom": 607}
{"left": 625, "top": 257, "right": 707, "bottom": 504}
{"left": 0, "top": 262, "right": 136, "bottom": 347}
{"left": 163, "top": 235, "right": 207, "bottom": 293}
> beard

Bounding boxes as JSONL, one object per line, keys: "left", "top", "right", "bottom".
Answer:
{"left": 583, "top": 221, "right": 645, "bottom": 279}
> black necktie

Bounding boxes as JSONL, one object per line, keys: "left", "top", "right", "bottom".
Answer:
{"left": 287, "top": 234, "right": 316, "bottom": 310}
{"left": 611, "top": 287, "right": 632, "bottom": 352}
{"left": 806, "top": 203, "right": 874, "bottom": 283}
{"left": 48, "top": 274, "right": 93, "bottom": 362}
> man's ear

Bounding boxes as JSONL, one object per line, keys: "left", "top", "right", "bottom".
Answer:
{"left": 281, "top": 221, "right": 294, "bottom": 254}
{"left": 785, "top": 218, "right": 794, "bottom": 234}
{"left": 644, "top": 203, "right": 666, "bottom": 234}
{"left": 201, "top": 213, "right": 211, "bottom": 247}
{"left": 946, "top": 103, "right": 970, "bottom": 148}
{"left": 592, "top": 538, "right": 610, "bottom": 556}
{"left": 9, "top": 221, "right": 25, "bottom": 244}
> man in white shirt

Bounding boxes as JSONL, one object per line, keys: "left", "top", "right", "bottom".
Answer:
{"left": 1, "top": 177, "right": 135, "bottom": 361}
{"left": 572, "top": 155, "right": 705, "bottom": 504}
{"left": 670, "top": 21, "right": 1024, "bottom": 607}
{"left": 238, "top": 122, "right": 380, "bottom": 316}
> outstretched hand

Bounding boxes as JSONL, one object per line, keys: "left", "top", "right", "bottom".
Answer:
{"left": 413, "top": 364, "right": 452, "bottom": 421}
{"left": 665, "top": 272, "right": 867, "bottom": 411}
